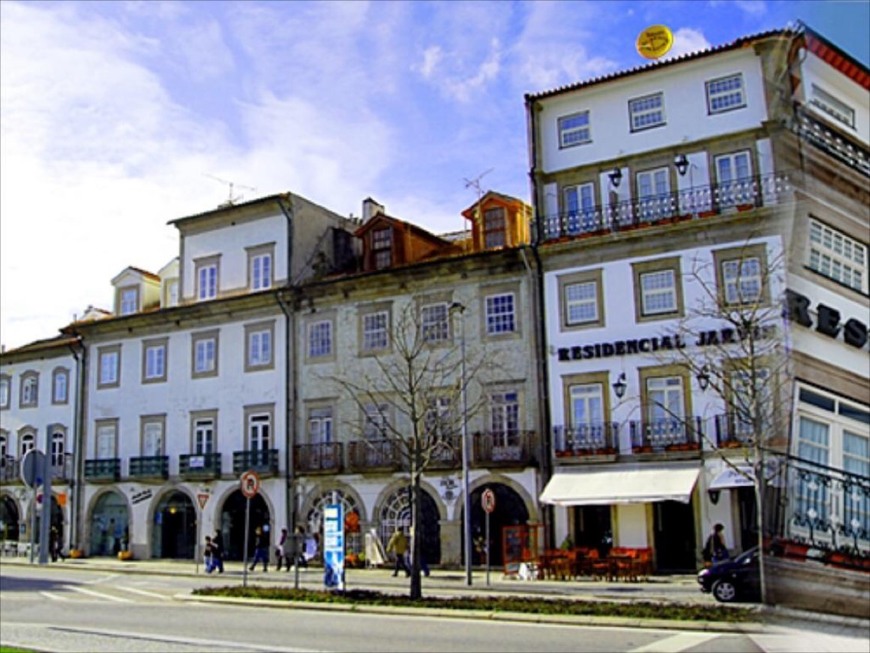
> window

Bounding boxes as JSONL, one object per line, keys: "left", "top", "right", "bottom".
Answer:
{"left": 563, "top": 183, "right": 596, "bottom": 234}
{"left": 706, "top": 73, "right": 745, "bottom": 114}
{"left": 483, "top": 207, "right": 506, "bottom": 249}
{"left": 50, "top": 429, "right": 66, "bottom": 468}
{"left": 192, "top": 415, "right": 215, "bottom": 455}
{"left": 636, "top": 167, "right": 671, "bottom": 222}
{"left": 645, "top": 375, "right": 687, "bottom": 441}
{"left": 485, "top": 293, "right": 516, "bottom": 336}
{"left": 363, "top": 404, "right": 389, "bottom": 440}
{"left": 0, "top": 375, "right": 9, "bottom": 409}
{"left": 421, "top": 302, "right": 449, "bottom": 344}
{"left": 714, "top": 151, "right": 752, "bottom": 208}
{"left": 373, "top": 228, "right": 392, "bottom": 270}
{"left": 558, "top": 111, "right": 591, "bottom": 148}
{"left": 248, "top": 244, "right": 274, "bottom": 291}
{"left": 119, "top": 287, "right": 138, "bottom": 315}
{"left": 248, "top": 412, "right": 271, "bottom": 451}
{"left": 810, "top": 84, "right": 856, "bottom": 129}
{"left": 559, "top": 269, "right": 604, "bottom": 329}
{"left": 729, "top": 366, "right": 772, "bottom": 440}
{"left": 52, "top": 368, "right": 69, "bottom": 404}
{"left": 564, "top": 376, "right": 608, "bottom": 449}
{"left": 192, "top": 330, "right": 219, "bottom": 378}
{"left": 166, "top": 280, "right": 179, "bottom": 307}
{"left": 808, "top": 219, "right": 867, "bottom": 293}
{"left": 97, "top": 346, "right": 121, "bottom": 389}
{"left": 629, "top": 92, "right": 665, "bottom": 131}
{"left": 308, "top": 407, "right": 334, "bottom": 444}
{"left": 141, "top": 418, "right": 164, "bottom": 456}
{"left": 361, "top": 310, "right": 389, "bottom": 353}
{"left": 633, "top": 257, "right": 683, "bottom": 321}
{"left": 19, "top": 372, "right": 38, "bottom": 408}
{"left": 425, "top": 396, "right": 453, "bottom": 439}
{"left": 95, "top": 420, "right": 117, "bottom": 459}
{"left": 19, "top": 430, "right": 35, "bottom": 456}
{"left": 714, "top": 244, "right": 768, "bottom": 308}
{"left": 244, "top": 321, "right": 274, "bottom": 371}
{"left": 490, "top": 391, "right": 519, "bottom": 445}
{"left": 0, "top": 431, "right": 7, "bottom": 462}
{"left": 195, "top": 257, "right": 219, "bottom": 301}
{"left": 142, "top": 339, "right": 168, "bottom": 383}
{"left": 308, "top": 320, "right": 333, "bottom": 359}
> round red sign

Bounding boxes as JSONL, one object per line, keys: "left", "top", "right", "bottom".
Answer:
{"left": 240, "top": 470, "right": 261, "bottom": 498}
{"left": 482, "top": 489, "right": 496, "bottom": 514}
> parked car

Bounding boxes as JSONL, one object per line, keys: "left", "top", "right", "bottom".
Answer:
{"left": 697, "top": 546, "right": 760, "bottom": 603}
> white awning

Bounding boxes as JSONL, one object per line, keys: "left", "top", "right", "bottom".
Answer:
{"left": 539, "top": 463, "right": 701, "bottom": 506}
{"left": 708, "top": 466, "right": 755, "bottom": 491}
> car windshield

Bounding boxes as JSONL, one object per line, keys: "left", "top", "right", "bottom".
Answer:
{"left": 734, "top": 547, "right": 758, "bottom": 564}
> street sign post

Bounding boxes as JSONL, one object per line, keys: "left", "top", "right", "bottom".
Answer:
{"left": 482, "top": 489, "right": 496, "bottom": 586}
{"left": 20, "top": 450, "right": 51, "bottom": 565}
{"left": 240, "top": 470, "right": 261, "bottom": 587}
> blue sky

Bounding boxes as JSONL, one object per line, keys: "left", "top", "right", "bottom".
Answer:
{"left": 1, "top": 0, "right": 867, "bottom": 350}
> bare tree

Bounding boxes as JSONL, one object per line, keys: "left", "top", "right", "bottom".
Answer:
{"left": 320, "top": 300, "right": 489, "bottom": 600}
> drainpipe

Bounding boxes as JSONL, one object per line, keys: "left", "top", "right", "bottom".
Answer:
{"left": 275, "top": 196, "right": 296, "bottom": 543}
{"left": 67, "top": 333, "right": 87, "bottom": 552}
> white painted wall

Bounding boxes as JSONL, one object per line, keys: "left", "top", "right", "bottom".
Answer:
{"left": 799, "top": 50, "right": 870, "bottom": 146}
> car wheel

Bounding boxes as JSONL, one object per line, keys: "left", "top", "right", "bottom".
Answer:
{"left": 712, "top": 579, "right": 738, "bottom": 603}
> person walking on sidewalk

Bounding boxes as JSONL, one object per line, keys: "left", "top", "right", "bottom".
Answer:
{"left": 702, "top": 523, "right": 729, "bottom": 566}
{"left": 212, "top": 529, "right": 225, "bottom": 573}
{"left": 386, "top": 526, "right": 410, "bottom": 577}
{"left": 274, "top": 527, "right": 289, "bottom": 571}
{"left": 204, "top": 535, "right": 215, "bottom": 574}
{"left": 249, "top": 526, "right": 269, "bottom": 572}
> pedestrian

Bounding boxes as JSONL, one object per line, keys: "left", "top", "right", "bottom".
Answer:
{"left": 386, "top": 526, "right": 410, "bottom": 577}
{"left": 275, "top": 527, "right": 289, "bottom": 571}
{"left": 212, "top": 529, "right": 225, "bottom": 573}
{"left": 702, "top": 523, "right": 729, "bottom": 566}
{"left": 294, "top": 525, "right": 309, "bottom": 568}
{"left": 49, "top": 526, "right": 65, "bottom": 562}
{"left": 204, "top": 535, "right": 215, "bottom": 574}
{"left": 249, "top": 526, "right": 269, "bottom": 572}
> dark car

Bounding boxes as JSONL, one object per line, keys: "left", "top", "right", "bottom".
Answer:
{"left": 697, "top": 546, "right": 760, "bottom": 603}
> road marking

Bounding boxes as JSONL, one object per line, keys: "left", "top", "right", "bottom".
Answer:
{"left": 115, "top": 585, "right": 171, "bottom": 600}
{"left": 64, "top": 585, "right": 133, "bottom": 602}
{"left": 39, "top": 591, "right": 70, "bottom": 601}
{"left": 84, "top": 573, "right": 119, "bottom": 585}
{"left": 628, "top": 632, "right": 721, "bottom": 652}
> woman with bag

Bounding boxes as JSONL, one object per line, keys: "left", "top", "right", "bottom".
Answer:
{"left": 702, "top": 523, "right": 728, "bottom": 566}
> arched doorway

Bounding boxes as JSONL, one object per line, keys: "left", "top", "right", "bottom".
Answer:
{"left": 379, "top": 485, "right": 441, "bottom": 565}
{"left": 1, "top": 495, "right": 20, "bottom": 542}
{"left": 303, "top": 490, "right": 363, "bottom": 558}
{"left": 89, "top": 491, "right": 129, "bottom": 557}
{"left": 468, "top": 483, "right": 529, "bottom": 567}
{"left": 152, "top": 491, "right": 196, "bottom": 559}
{"left": 220, "top": 490, "right": 270, "bottom": 561}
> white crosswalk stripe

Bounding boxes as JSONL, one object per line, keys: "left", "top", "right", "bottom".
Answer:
{"left": 64, "top": 585, "right": 134, "bottom": 602}
{"left": 628, "top": 632, "right": 722, "bottom": 652}
{"left": 115, "top": 585, "right": 172, "bottom": 600}
{"left": 39, "top": 591, "right": 71, "bottom": 601}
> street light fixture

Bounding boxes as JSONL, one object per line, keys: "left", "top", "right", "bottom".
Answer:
{"left": 449, "top": 301, "right": 473, "bottom": 587}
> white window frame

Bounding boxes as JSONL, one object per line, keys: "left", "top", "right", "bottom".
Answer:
{"left": 20, "top": 372, "right": 38, "bottom": 408}
{"left": 637, "top": 167, "right": 671, "bottom": 222}
{"left": 142, "top": 420, "right": 164, "bottom": 456}
{"left": 19, "top": 430, "right": 35, "bottom": 456}
{"left": 628, "top": 92, "right": 665, "bottom": 131}
{"left": 640, "top": 269, "right": 677, "bottom": 316}
{"left": 715, "top": 150, "right": 753, "bottom": 208}
{"left": 706, "top": 73, "right": 746, "bottom": 114}
{"left": 558, "top": 110, "right": 591, "bottom": 148}
{"left": 421, "top": 302, "right": 449, "bottom": 344}
{"left": 95, "top": 421, "right": 117, "bottom": 459}
{"left": 485, "top": 292, "right": 516, "bottom": 336}
{"left": 250, "top": 252, "right": 272, "bottom": 291}
{"left": 362, "top": 311, "right": 389, "bottom": 353}
{"left": 197, "top": 262, "right": 218, "bottom": 301}
{"left": 143, "top": 341, "right": 167, "bottom": 383}
{"left": 98, "top": 347, "right": 121, "bottom": 389}
{"left": 248, "top": 413, "right": 271, "bottom": 451}
{"left": 308, "top": 407, "right": 334, "bottom": 445}
{"left": 120, "top": 287, "right": 138, "bottom": 315}
{"left": 193, "top": 417, "right": 215, "bottom": 455}
{"left": 483, "top": 206, "right": 506, "bottom": 249}
{"left": 52, "top": 368, "right": 69, "bottom": 404}
{"left": 563, "top": 182, "right": 596, "bottom": 234}
{"left": 0, "top": 375, "right": 9, "bottom": 410}
{"left": 490, "top": 390, "right": 520, "bottom": 445}
{"left": 363, "top": 403, "right": 390, "bottom": 440}
{"left": 646, "top": 376, "right": 686, "bottom": 424}
{"left": 50, "top": 429, "right": 66, "bottom": 468}
{"left": 808, "top": 219, "right": 867, "bottom": 293}
{"left": 193, "top": 334, "right": 218, "bottom": 378}
{"left": 245, "top": 322, "right": 275, "bottom": 371}
{"left": 308, "top": 320, "right": 333, "bottom": 358}
{"left": 373, "top": 227, "right": 392, "bottom": 270}
{"left": 810, "top": 84, "right": 856, "bottom": 129}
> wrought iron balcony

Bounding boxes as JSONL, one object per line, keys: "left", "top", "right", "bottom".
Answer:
{"left": 0, "top": 456, "right": 19, "bottom": 484}
{"left": 84, "top": 458, "right": 121, "bottom": 483}
{"left": 552, "top": 424, "right": 620, "bottom": 459}
{"left": 347, "top": 439, "right": 400, "bottom": 472}
{"left": 629, "top": 417, "right": 702, "bottom": 453}
{"left": 233, "top": 449, "right": 279, "bottom": 476}
{"left": 427, "top": 435, "right": 461, "bottom": 470}
{"left": 714, "top": 413, "right": 756, "bottom": 449}
{"left": 536, "top": 173, "right": 790, "bottom": 243}
{"left": 472, "top": 430, "right": 538, "bottom": 467}
{"left": 128, "top": 455, "right": 169, "bottom": 480}
{"left": 794, "top": 108, "right": 870, "bottom": 177}
{"left": 295, "top": 443, "right": 343, "bottom": 474}
{"left": 179, "top": 452, "right": 222, "bottom": 480}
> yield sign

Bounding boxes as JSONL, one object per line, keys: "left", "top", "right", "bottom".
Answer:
{"left": 197, "top": 493, "right": 209, "bottom": 510}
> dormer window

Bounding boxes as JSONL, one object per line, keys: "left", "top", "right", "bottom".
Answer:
{"left": 119, "top": 287, "right": 138, "bottom": 315}
{"left": 373, "top": 228, "right": 392, "bottom": 269}
{"left": 484, "top": 207, "right": 506, "bottom": 249}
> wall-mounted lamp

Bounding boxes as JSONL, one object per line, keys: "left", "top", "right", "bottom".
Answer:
{"left": 608, "top": 167, "right": 623, "bottom": 188}
{"left": 708, "top": 489, "right": 721, "bottom": 505}
{"left": 612, "top": 372, "right": 627, "bottom": 399}
{"left": 674, "top": 154, "right": 689, "bottom": 177}
{"left": 697, "top": 365, "right": 711, "bottom": 391}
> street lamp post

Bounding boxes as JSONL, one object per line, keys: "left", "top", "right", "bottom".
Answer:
{"left": 450, "top": 301, "right": 473, "bottom": 586}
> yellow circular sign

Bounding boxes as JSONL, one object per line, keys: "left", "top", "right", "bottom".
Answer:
{"left": 636, "top": 25, "right": 674, "bottom": 60}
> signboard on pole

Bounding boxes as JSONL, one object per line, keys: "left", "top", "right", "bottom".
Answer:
{"left": 482, "top": 489, "right": 496, "bottom": 514}
{"left": 239, "top": 470, "right": 260, "bottom": 587}
{"left": 240, "top": 470, "right": 261, "bottom": 498}
{"left": 20, "top": 450, "right": 46, "bottom": 489}
{"left": 323, "top": 503, "right": 345, "bottom": 590}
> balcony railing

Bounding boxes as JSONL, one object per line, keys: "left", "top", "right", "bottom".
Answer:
{"left": 536, "top": 173, "right": 790, "bottom": 243}
{"left": 473, "top": 431, "right": 538, "bottom": 467}
{"left": 295, "top": 443, "right": 343, "bottom": 474}
{"left": 0, "top": 456, "right": 19, "bottom": 484}
{"left": 179, "top": 452, "right": 222, "bottom": 479}
{"left": 347, "top": 439, "right": 400, "bottom": 472}
{"left": 128, "top": 455, "right": 169, "bottom": 480}
{"left": 84, "top": 458, "right": 121, "bottom": 483}
{"left": 794, "top": 109, "right": 870, "bottom": 177}
{"left": 714, "top": 413, "right": 756, "bottom": 449}
{"left": 233, "top": 449, "right": 279, "bottom": 476}
{"left": 427, "top": 435, "right": 461, "bottom": 470}
{"left": 629, "top": 417, "right": 703, "bottom": 453}
{"left": 50, "top": 453, "right": 73, "bottom": 483}
{"left": 553, "top": 424, "right": 620, "bottom": 458}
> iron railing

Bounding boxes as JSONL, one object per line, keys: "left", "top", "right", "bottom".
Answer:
{"left": 232, "top": 449, "right": 279, "bottom": 475}
{"left": 179, "top": 452, "right": 222, "bottom": 479}
{"left": 472, "top": 430, "right": 538, "bottom": 467}
{"left": 84, "top": 458, "right": 121, "bottom": 482}
{"left": 346, "top": 440, "right": 400, "bottom": 472}
{"left": 294, "top": 443, "right": 343, "bottom": 474}
{"left": 552, "top": 424, "right": 619, "bottom": 457}
{"left": 128, "top": 455, "right": 169, "bottom": 480}
{"left": 714, "top": 413, "right": 756, "bottom": 448}
{"left": 50, "top": 453, "right": 74, "bottom": 482}
{"left": 536, "top": 173, "right": 790, "bottom": 243}
{"left": 0, "top": 456, "right": 19, "bottom": 484}
{"left": 427, "top": 435, "right": 461, "bottom": 470}
{"left": 629, "top": 417, "right": 703, "bottom": 452}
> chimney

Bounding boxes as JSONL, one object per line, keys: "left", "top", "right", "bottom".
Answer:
{"left": 362, "top": 197, "right": 385, "bottom": 223}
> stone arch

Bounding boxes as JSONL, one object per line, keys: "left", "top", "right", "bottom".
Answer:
{"left": 0, "top": 492, "right": 21, "bottom": 542}
{"left": 87, "top": 488, "right": 130, "bottom": 557}
{"left": 298, "top": 484, "right": 366, "bottom": 557}
{"left": 150, "top": 486, "right": 197, "bottom": 559}
{"left": 217, "top": 488, "right": 272, "bottom": 561}
{"left": 373, "top": 479, "right": 443, "bottom": 565}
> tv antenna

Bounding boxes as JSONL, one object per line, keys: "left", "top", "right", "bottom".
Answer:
{"left": 204, "top": 174, "right": 257, "bottom": 206}
{"left": 463, "top": 168, "right": 493, "bottom": 203}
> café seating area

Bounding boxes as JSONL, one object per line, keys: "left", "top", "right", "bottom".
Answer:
{"left": 536, "top": 546, "right": 653, "bottom": 582}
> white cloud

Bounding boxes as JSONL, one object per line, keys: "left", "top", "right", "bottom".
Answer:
{"left": 666, "top": 28, "right": 712, "bottom": 59}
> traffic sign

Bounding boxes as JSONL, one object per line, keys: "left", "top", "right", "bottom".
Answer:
{"left": 482, "top": 488, "right": 496, "bottom": 514}
{"left": 20, "top": 450, "right": 46, "bottom": 489}
{"left": 240, "top": 470, "right": 261, "bottom": 498}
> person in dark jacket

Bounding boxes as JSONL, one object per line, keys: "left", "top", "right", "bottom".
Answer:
{"left": 211, "top": 529, "right": 224, "bottom": 573}
{"left": 702, "top": 523, "right": 729, "bottom": 565}
{"left": 249, "top": 526, "right": 269, "bottom": 572}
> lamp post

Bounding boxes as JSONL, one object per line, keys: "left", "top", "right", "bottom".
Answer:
{"left": 450, "top": 301, "right": 473, "bottom": 586}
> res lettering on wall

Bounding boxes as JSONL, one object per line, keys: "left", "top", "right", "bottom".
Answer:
{"left": 785, "top": 289, "right": 868, "bottom": 349}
